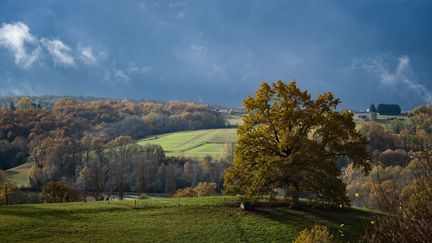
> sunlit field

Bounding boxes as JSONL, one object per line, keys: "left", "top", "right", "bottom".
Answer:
{"left": 138, "top": 128, "right": 237, "bottom": 160}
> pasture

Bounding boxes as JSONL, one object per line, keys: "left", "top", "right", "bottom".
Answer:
{"left": 138, "top": 128, "right": 237, "bottom": 160}
{"left": 0, "top": 196, "right": 374, "bottom": 242}
{"left": 225, "top": 114, "right": 243, "bottom": 126}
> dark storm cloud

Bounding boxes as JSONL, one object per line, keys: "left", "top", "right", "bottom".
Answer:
{"left": 0, "top": 0, "right": 431, "bottom": 109}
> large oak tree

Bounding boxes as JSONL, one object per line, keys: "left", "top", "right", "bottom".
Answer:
{"left": 224, "top": 80, "right": 370, "bottom": 207}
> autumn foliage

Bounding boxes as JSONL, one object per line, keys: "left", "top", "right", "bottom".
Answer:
{"left": 224, "top": 80, "right": 370, "bottom": 207}
{"left": 42, "top": 181, "right": 80, "bottom": 203}
{"left": 174, "top": 182, "right": 217, "bottom": 197}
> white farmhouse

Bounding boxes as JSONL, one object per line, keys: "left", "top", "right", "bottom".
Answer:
{"left": 352, "top": 111, "right": 377, "bottom": 121}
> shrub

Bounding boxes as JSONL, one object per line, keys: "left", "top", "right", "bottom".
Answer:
{"left": 378, "top": 149, "right": 409, "bottom": 166}
{"left": 364, "top": 179, "right": 432, "bottom": 242}
{"left": 42, "top": 181, "right": 80, "bottom": 203}
{"left": 138, "top": 193, "right": 149, "bottom": 199}
{"left": 173, "top": 182, "right": 217, "bottom": 198}
{"left": 174, "top": 187, "right": 196, "bottom": 198}
{"left": 193, "top": 182, "right": 216, "bottom": 197}
{"left": 294, "top": 225, "right": 334, "bottom": 243}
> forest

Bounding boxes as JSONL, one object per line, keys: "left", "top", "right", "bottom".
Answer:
{"left": 0, "top": 97, "right": 229, "bottom": 198}
{"left": 341, "top": 106, "right": 432, "bottom": 241}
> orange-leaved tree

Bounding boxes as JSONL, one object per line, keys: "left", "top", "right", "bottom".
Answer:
{"left": 224, "top": 80, "right": 370, "bottom": 208}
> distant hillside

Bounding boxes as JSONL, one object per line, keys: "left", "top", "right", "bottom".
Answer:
{"left": 0, "top": 95, "right": 110, "bottom": 110}
{"left": 138, "top": 128, "right": 237, "bottom": 160}
{"left": 1, "top": 98, "right": 226, "bottom": 171}
{"left": 5, "top": 162, "right": 32, "bottom": 188}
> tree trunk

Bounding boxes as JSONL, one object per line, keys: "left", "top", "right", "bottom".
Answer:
{"left": 283, "top": 186, "right": 289, "bottom": 199}
{"left": 5, "top": 184, "right": 8, "bottom": 205}
{"left": 240, "top": 201, "right": 253, "bottom": 210}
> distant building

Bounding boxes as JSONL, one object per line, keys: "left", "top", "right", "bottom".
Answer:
{"left": 229, "top": 107, "right": 246, "bottom": 114}
{"left": 216, "top": 107, "right": 245, "bottom": 115}
{"left": 352, "top": 111, "right": 377, "bottom": 121}
{"left": 216, "top": 108, "right": 229, "bottom": 114}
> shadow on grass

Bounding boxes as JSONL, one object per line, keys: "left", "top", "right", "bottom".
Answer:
{"left": 226, "top": 200, "right": 373, "bottom": 224}
{"left": 229, "top": 202, "right": 374, "bottom": 242}
{"left": 0, "top": 203, "right": 164, "bottom": 221}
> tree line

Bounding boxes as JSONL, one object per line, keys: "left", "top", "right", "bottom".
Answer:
{"left": 1, "top": 132, "right": 231, "bottom": 204}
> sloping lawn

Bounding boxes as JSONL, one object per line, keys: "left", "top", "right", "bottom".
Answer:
{"left": 0, "top": 196, "right": 374, "bottom": 242}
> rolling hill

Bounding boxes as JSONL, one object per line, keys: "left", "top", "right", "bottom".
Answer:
{"left": 138, "top": 128, "right": 238, "bottom": 160}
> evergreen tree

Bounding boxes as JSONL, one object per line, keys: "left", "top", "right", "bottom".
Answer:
{"left": 377, "top": 104, "right": 401, "bottom": 115}
{"left": 9, "top": 101, "right": 15, "bottom": 111}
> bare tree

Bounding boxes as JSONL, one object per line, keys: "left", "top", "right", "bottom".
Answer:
{"left": 107, "top": 136, "right": 137, "bottom": 200}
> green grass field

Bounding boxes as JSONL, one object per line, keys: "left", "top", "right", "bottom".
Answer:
{"left": 138, "top": 128, "right": 238, "bottom": 160}
{"left": 5, "top": 162, "right": 32, "bottom": 188}
{"left": 225, "top": 115, "right": 243, "bottom": 126}
{"left": 0, "top": 196, "right": 374, "bottom": 242}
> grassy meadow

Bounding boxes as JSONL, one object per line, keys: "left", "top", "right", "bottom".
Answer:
{"left": 138, "top": 128, "right": 237, "bottom": 160}
{"left": 225, "top": 114, "right": 243, "bottom": 126}
{"left": 0, "top": 196, "right": 374, "bottom": 242}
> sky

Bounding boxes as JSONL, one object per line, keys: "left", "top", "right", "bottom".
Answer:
{"left": 0, "top": 0, "right": 431, "bottom": 110}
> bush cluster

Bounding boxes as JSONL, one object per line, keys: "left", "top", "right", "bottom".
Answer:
{"left": 42, "top": 181, "right": 80, "bottom": 203}
{"left": 173, "top": 182, "right": 216, "bottom": 198}
{"left": 294, "top": 225, "right": 334, "bottom": 243}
